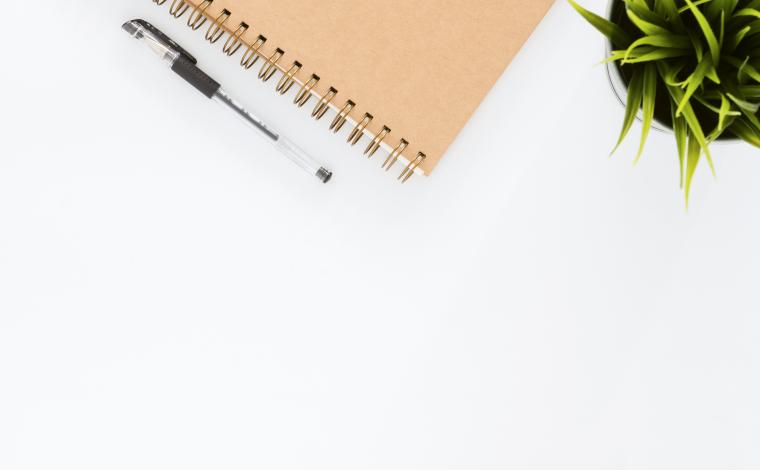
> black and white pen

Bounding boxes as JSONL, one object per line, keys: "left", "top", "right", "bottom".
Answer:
{"left": 122, "top": 19, "right": 332, "bottom": 183}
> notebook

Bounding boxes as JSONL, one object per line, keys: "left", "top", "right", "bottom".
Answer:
{"left": 151, "top": 0, "right": 555, "bottom": 181}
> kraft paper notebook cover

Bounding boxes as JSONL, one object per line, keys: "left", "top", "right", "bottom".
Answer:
{"left": 153, "top": 0, "right": 555, "bottom": 181}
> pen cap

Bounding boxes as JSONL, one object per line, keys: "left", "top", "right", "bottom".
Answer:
{"left": 122, "top": 20, "right": 182, "bottom": 66}
{"left": 123, "top": 19, "right": 221, "bottom": 98}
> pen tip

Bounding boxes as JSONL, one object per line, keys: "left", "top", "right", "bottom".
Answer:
{"left": 317, "top": 168, "right": 333, "bottom": 184}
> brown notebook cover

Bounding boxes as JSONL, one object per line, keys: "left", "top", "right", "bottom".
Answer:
{"left": 160, "top": 0, "right": 555, "bottom": 177}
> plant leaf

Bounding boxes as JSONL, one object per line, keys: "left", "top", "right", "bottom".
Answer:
{"left": 655, "top": 0, "right": 686, "bottom": 31}
{"left": 671, "top": 100, "right": 688, "bottom": 188}
{"left": 726, "top": 56, "right": 760, "bottom": 83}
{"left": 726, "top": 25, "right": 751, "bottom": 53}
{"left": 625, "top": 1, "right": 671, "bottom": 29}
{"left": 612, "top": 69, "right": 644, "bottom": 155}
{"left": 684, "top": 0, "right": 722, "bottom": 65}
{"left": 623, "top": 47, "right": 691, "bottom": 63}
{"left": 727, "top": 92, "right": 760, "bottom": 112}
{"left": 627, "top": 8, "right": 673, "bottom": 35}
{"left": 693, "top": 94, "right": 741, "bottom": 116}
{"left": 635, "top": 63, "right": 658, "bottom": 164}
{"left": 599, "top": 49, "right": 629, "bottom": 65}
{"left": 677, "top": 0, "right": 715, "bottom": 13}
{"left": 730, "top": 118, "right": 760, "bottom": 147}
{"left": 568, "top": 0, "right": 633, "bottom": 48}
{"left": 684, "top": 130, "right": 701, "bottom": 210}
{"left": 624, "top": 34, "right": 691, "bottom": 62}
{"left": 737, "top": 85, "right": 760, "bottom": 97}
{"left": 718, "top": 94, "right": 732, "bottom": 130}
{"left": 676, "top": 56, "right": 713, "bottom": 115}
{"left": 734, "top": 8, "right": 760, "bottom": 19}
{"left": 704, "top": 0, "right": 739, "bottom": 20}
{"left": 658, "top": 62, "right": 716, "bottom": 176}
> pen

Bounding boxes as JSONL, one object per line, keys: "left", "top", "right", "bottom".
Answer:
{"left": 122, "top": 19, "right": 332, "bottom": 183}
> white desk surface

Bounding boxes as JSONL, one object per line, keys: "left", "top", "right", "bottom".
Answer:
{"left": 2, "top": 1, "right": 759, "bottom": 468}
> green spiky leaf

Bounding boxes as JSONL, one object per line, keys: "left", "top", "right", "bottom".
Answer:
{"left": 684, "top": 131, "right": 702, "bottom": 209}
{"left": 635, "top": 63, "right": 658, "bottom": 163}
{"left": 612, "top": 68, "right": 644, "bottom": 155}
{"left": 568, "top": 0, "right": 633, "bottom": 47}
{"left": 671, "top": 101, "right": 688, "bottom": 188}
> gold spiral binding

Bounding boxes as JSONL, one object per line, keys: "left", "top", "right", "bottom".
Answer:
{"left": 383, "top": 139, "right": 409, "bottom": 171}
{"left": 347, "top": 113, "right": 373, "bottom": 146}
{"left": 169, "top": 0, "right": 189, "bottom": 17}
{"left": 223, "top": 22, "right": 248, "bottom": 55}
{"left": 330, "top": 101, "right": 355, "bottom": 133}
{"left": 153, "top": 0, "right": 426, "bottom": 182}
{"left": 312, "top": 87, "right": 337, "bottom": 120}
{"left": 187, "top": 0, "right": 212, "bottom": 30}
{"left": 240, "top": 35, "right": 266, "bottom": 69}
{"left": 365, "top": 126, "right": 391, "bottom": 158}
{"left": 205, "top": 9, "right": 230, "bottom": 43}
{"left": 259, "top": 48, "right": 283, "bottom": 81}
{"left": 294, "top": 74, "right": 319, "bottom": 107}
{"left": 276, "top": 62, "right": 301, "bottom": 95}
{"left": 399, "top": 153, "right": 426, "bottom": 183}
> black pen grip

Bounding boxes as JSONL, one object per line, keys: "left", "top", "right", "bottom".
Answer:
{"left": 171, "top": 56, "right": 221, "bottom": 99}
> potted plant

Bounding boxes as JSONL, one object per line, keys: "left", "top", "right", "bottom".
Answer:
{"left": 569, "top": 0, "right": 760, "bottom": 206}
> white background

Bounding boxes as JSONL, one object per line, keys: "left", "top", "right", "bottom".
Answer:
{"left": 2, "top": 1, "right": 759, "bottom": 468}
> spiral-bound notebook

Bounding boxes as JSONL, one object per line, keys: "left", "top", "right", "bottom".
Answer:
{"left": 153, "top": 0, "right": 554, "bottom": 181}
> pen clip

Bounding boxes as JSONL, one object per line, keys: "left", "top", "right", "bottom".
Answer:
{"left": 128, "top": 19, "right": 198, "bottom": 64}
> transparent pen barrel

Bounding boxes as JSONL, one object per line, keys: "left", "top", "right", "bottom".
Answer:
{"left": 212, "top": 89, "right": 331, "bottom": 183}
{"left": 274, "top": 136, "right": 322, "bottom": 177}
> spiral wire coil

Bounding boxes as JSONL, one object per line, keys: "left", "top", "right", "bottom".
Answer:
{"left": 152, "top": 0, "right": 426, "bottom": 182}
